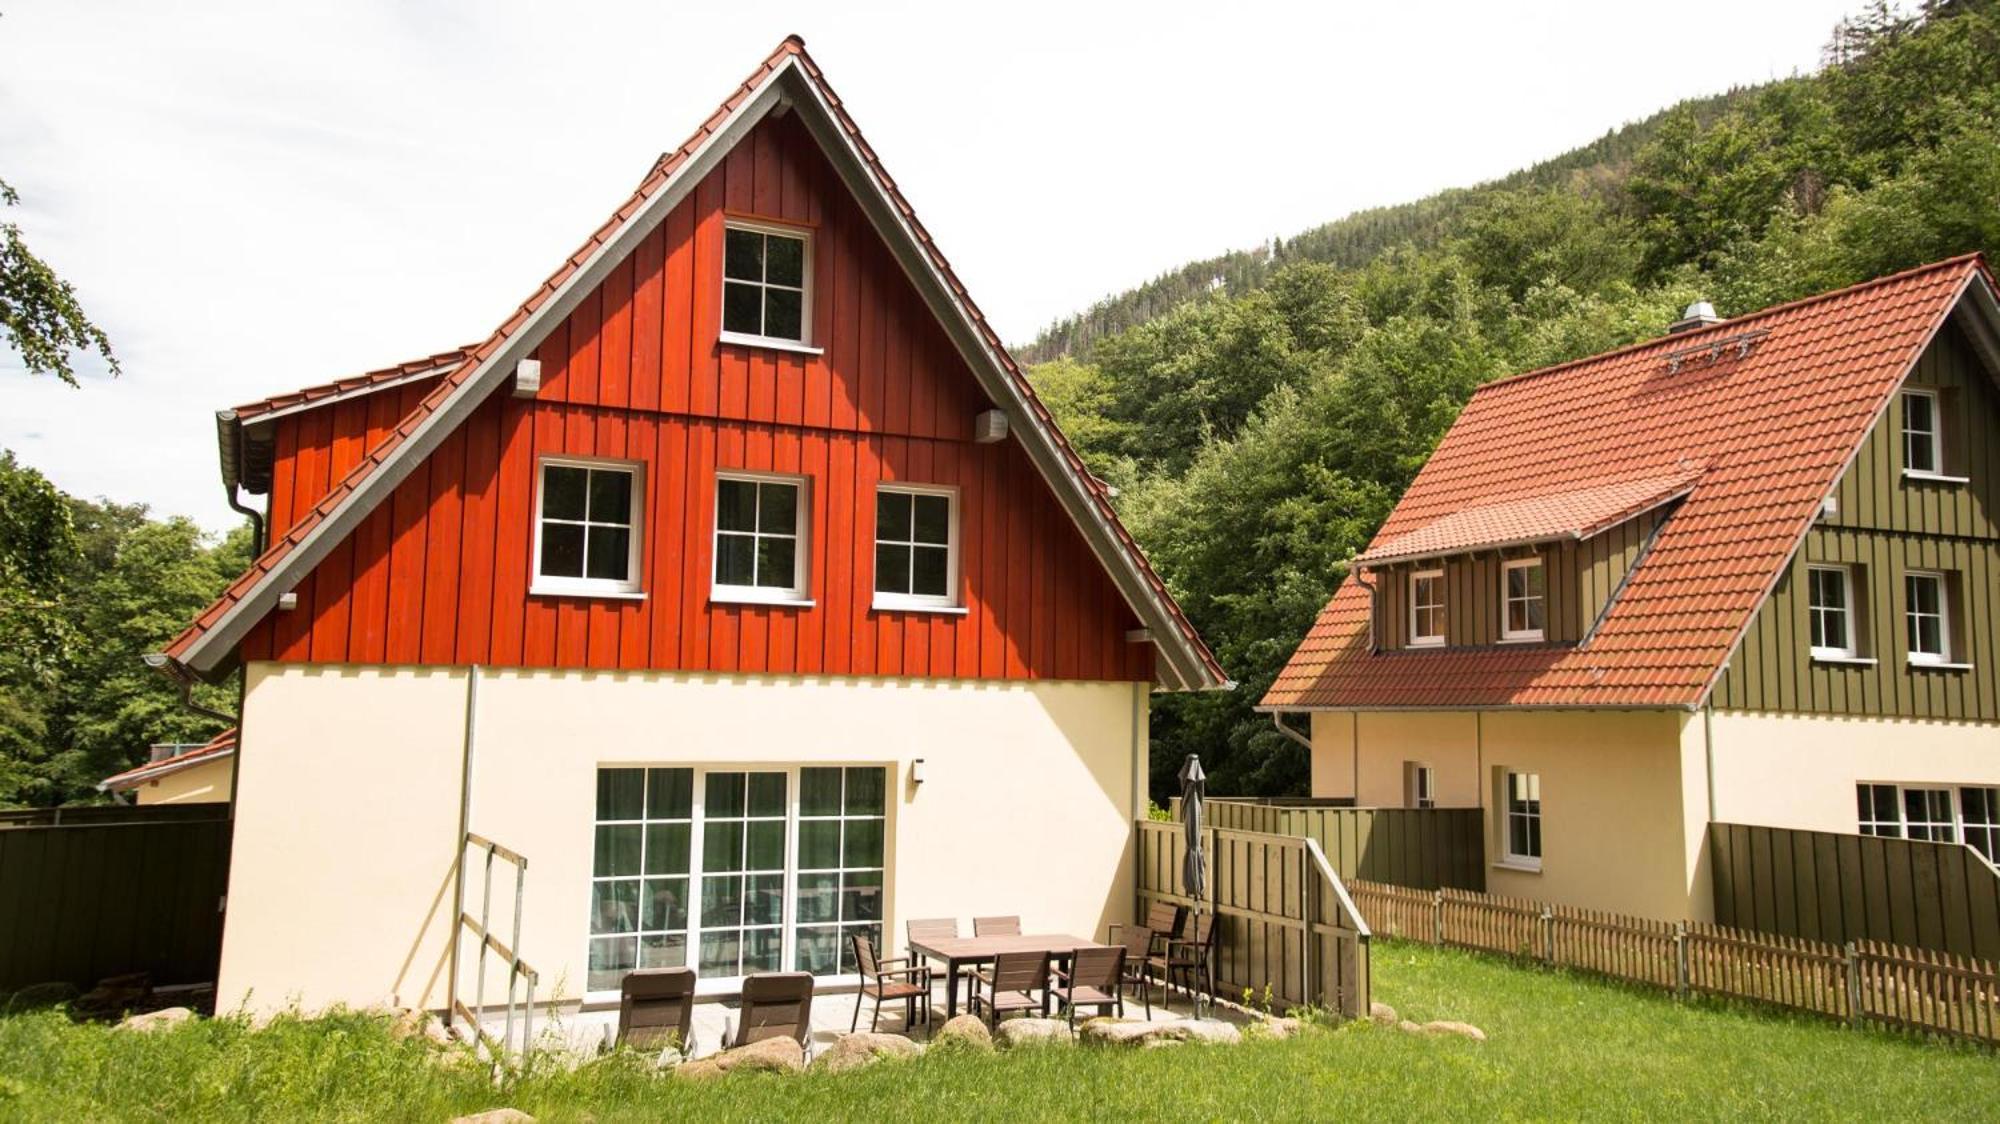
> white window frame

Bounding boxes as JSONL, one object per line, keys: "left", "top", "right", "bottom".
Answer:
{"left": 1500, "top": 769, "right": 1542, "bottom": 871}
{"left": 1406, "top": 762, "right": 1436, "bottom": 810}
{"left": 1905, "top": 570, "right": 1953, "bottom": 666}
{"left": 529, "top": 455, "right": 645, "bottom": 599}
{"left": 1901, "top": 387, "right": 1942, "bottom": 476}
{"left": 1409, "top": 569, "right": 1446, "bottom": 647}
{"left": 1807, "top": 564, "right": 1859, "bottom": 660}
{"left": 585, "top": 763, "right": 892, "bottom": 1002}
{"left": 1501, "top": 558, "right": 1546, "bottom": 643}
{"left": 871, "top": 483, "right": 963, "bottom": 613}
{"left": 1857, "top": 782, "right": 2000, "bottom": 867}
{"left": 719, "top": 219, "right": 821, "bottom": 355}
{"left": 711, "top": 471, "right": 812, "bottom": 606}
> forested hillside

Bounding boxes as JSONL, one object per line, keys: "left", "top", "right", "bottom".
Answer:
{"left": 1026, "top": 0, "right": 2000, "bottom": 800}
{"left": 0, "top": 453, "right": 247, "bottom": 806}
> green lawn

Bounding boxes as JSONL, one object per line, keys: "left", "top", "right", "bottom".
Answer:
{"left": 2, "top": 943, "right": 1994, "bottom": 1122}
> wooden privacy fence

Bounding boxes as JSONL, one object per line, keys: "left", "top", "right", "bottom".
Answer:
{"left": 1710, "top": 822, "right": 2000, "bottom": 961}
{"left": 0, "top": 805, "right": 232, "bottom": 991}
{"left": 1134, "top": 819, "right": 1371, "bottom": 1020}
{"left": 1176, "top": 798, "right": 1485, "bottom": 891}
{"left": 1349, "top": 879, "right": 2000, "bottom": 1046}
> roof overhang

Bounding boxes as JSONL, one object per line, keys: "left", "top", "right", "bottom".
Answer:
{"left": 164, "top": 44, "right": 1226, "bottom": 691}
{"left": 215, "top": 357, "right": 463, "bottom": 498}
{"left": 97, "top": 734, "right": 237, "bottom": 792}
{"left": 1353, "top": 473, "right": 1698, "bottom": 568}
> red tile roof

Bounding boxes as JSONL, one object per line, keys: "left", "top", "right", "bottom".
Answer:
{"left": 1354, "top": 469, "right": 1701, "bottom": 565}
{"left": 162, "top": 36, "right": 1225, "bottom": 689}
{"left": 228, "top": 348, "right": 474, "bottom": 422}
{"left": 1265, "top": 255, "right": 1996, "bottom": 711}
{"left": 99, "top": 728, "right": 237, "bottom": 792}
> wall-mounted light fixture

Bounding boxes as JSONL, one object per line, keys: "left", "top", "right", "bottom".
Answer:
{"left": 910, "top": 758, "right": 927, "bottom": 785}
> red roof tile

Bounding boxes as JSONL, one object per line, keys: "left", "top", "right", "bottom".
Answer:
{"left": 99, "top": 728, "right": 237, "bottom": 791}
{"left": 163, "top": 37, "right": 1225, "bottom": 688}
{"left": 1265, "top": 255, "right": 1994, "bottom": 711}
{"left": 1354, "top": 469, "right": 1701, "bottom": 565}
{"left": 229, "top": 348, "right": 474, "bottom": 422}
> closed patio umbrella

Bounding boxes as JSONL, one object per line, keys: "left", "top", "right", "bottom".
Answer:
{"left": 1178, "top": 754, "right": 1208, "bottom": 1018}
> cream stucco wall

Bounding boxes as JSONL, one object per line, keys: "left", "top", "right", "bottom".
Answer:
{"left": 132, "top": 757, "right": 233, "bottom": 805}
{"left": 221, "top": 662, "right": 1146, "bottom": 1015}
{"left": 1308, "top": 708, "right": 1708, "bottom": 920}
{"left": 1702, "top": 709, "right": 2000, "bottom": 833}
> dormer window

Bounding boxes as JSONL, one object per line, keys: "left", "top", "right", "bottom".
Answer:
{"left": 1902, "top": 388, "right": 1941, "bottom": 476}
{"left": 722, "top": 222, "right": 813, "bottom": 350}
{"left": 1409, "top": 569, "right": 1445, "bottom": 647}
{"left": 1501, "top": 559, "right": 1545, "bottom": 642}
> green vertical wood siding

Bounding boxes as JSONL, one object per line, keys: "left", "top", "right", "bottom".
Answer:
{"left": 1712, "top": 324, "right": 2000, "bottom": 719}
{"left": 1370, "top": 506, "right": 1666, "bottom": 651}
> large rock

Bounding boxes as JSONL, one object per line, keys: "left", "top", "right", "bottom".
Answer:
{"left": 116, "top": 1007, "right": 194, "bottom": 1033}
{"left": 994, "top": 1018, "right": 1071, "bottom": 1048}
{"left": 929, "top": 1014, "right": 995, "bottom": 1052}
{"left": 388, "top": 1008, "right": 453, "bottom": 1048}
{"left": 674, "top": 1036, "right": 804, "bottom": 1080}
{"left": 1421, "top": 1020, "right": 1486, "bottom": 1042}
{"left": 1080, "top": 1018, "right": 1242, "bottom": 1048}
{"left": 73, "top": 972, "right": 152, "bottom": 1018}
{"left": 3, "top": 982, "right": 80, "bottom": 1012}
{"left": 809, "top": 1031, "right": 923, "bottom": 1073}
{"left": 1369, "top": 1002, "right": 1399, "bottom": 1027}
{"left": 448, "top": 1111, "right": 535, "bottom": 1124}
{"left": 1248, "top": 1016, "right": 1303, "bottom": 1040}
{"left": 1396, "top": 1019, "right": 1425, "bottom": 1036}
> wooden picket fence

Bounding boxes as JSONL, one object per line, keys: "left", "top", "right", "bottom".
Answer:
{"left": 1348, "top": 879, "right": 2000, "bottom": 1046}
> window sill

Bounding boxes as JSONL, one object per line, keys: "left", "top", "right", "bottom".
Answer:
{"left": 719, "top": 331, "right": 824, "bottom": 357}
{"left": 1811, "top": 654, "right": 1877, "bottom": 666}
{"left": 1902, "top": 470, "right": 1970, "bottom": 485}
{"left": 1408, "top": 638, "right": 1446, "bottom": 649}
{"left": 871, "top": 600, "right": 970, "bottom": 615}
{"left": 528, "top": 583, "right": 646, "bottom": 601}
{"left": 711, "top": 592, "right": 816, "bottom": 609}
{"left": 1498, "top": 634, "right": 1546, "bottom": 645}
{"left": 1910, "top": 660, "right": 1974, "bottom": 672}
{"left": 1492, "top": 859, "right": 1543, "bottom": 874}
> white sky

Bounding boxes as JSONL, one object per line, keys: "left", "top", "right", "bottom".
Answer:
{"left": 1, "top": 0, "right": 1861, "bottom": 533}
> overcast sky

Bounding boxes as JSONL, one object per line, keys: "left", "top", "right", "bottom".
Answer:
{"left": 2, "top": 0, "right": 1862, "bottom": 533}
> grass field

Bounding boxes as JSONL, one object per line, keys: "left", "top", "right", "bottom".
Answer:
{"left": 2, "top": 943, "right": 1994, "bottom": 1122}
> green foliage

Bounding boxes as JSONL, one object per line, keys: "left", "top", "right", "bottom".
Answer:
{"left": 0, "top": 178, "right": 118, "bottom": 385}
{"left": 3, "top": 944, "right": 1996, "bottom": 1120}
{"left": 1026, "top": 0, "right": 2000, "bottom": 802}
{"left": 0, "top": 452, "right": 247, "bottom": 807}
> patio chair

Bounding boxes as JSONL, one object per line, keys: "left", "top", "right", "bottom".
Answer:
{"left": 968, "top": 949, "right": 1049, "bottom": 1030}
{"left": 616, "top": 967, "right": 697, "bottom": 1054}
{"left": 1052, "top": 945, "right": 1126, "bottom": 1029}
{"left": 1142, "top": 902, "right": 1184, "bottom": 983}
{"left": 907, "top": 917, "right": 978, "bottom": 994}
{"left": 1110, "top": 923, "right": 1154, "bottom": 1018}
{"left": 973, "top": 915, "right": 1022, "bottom": 937}
{"left": 851, "top": 933, "right": 932, "bottom": 1033}
{"left": 730, "top": 971, "right": 815, "bottom": 1057}
{"left": 1166, "top": 914, "right": 1220, "bottom": 1006}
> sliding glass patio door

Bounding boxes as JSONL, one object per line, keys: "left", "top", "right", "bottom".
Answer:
{"left": 587, "top": 764, "right": 886, "bottom": 996}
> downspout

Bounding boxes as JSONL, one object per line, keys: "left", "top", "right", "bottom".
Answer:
{"left": 1352, "top": 564, "right": 1379, "bottom": 654}
{"left": 226, "top": 482, "right": 266, "bottom": 556}
{"left": 142, "top": 653, "right": 238, "bottom": 727}
{"left": 1270, "top": 711, "right": 1313, "bottom": 751}
{"left": 1703, "top": 698, "right": 1717, "bottom": 822}
{"left": 447, "top": 665, "right": 482, "bottom": 1026}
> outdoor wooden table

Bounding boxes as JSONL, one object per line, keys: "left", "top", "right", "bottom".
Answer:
{"left": 905, "top": 932, "right": 1107, "bottom": 1020}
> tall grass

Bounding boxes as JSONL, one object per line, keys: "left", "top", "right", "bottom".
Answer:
{"left": 2, "top": 944, "right": 1994, "bottom": 1122}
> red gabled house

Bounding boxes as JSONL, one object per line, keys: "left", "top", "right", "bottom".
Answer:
{"left": 159, "top": 37, "right": 1225, "bottom": 1016}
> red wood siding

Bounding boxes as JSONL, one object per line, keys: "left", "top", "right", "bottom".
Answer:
{"left": 241, "top": 113, "right": 1150, "bottom": 682}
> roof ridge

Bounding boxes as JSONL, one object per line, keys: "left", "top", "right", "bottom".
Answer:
{"left": 1475, "top": 253, "right": 1986, "bottom": 395}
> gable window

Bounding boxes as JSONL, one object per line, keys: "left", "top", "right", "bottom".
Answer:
{"left": 1405, "top": 762, "right": 1436, "bottom": 810}
{"left": 1502, "top": 770, "right": 1542, "bottom": 869}
{"left": 1902, "top": 388, "right": 1941, "bottom": 476}
{"left": 1409, "top": 569, "right": 1445, "bottom": 647}
{"left": 722, "top": 222, "right": 811, "bottom": 348}
{"left": 873, "top": 486, "right": 959, "bottom": 610}
{"left": 1858, "top": 783, "right": 2000, "bottom": 864}
{"left": 1501, "top": 558, "right": 1546, "bottom": 642}
{"left": 713, "top": 473, "right": 809, "bottom": 604}
{"left": 1905, "top": 571, "right": 1953, "bottom": 665}
{"left": 1807, "top": 565, "right": 1858, "bottom": 659}
{"left": 534, "top": 458, "right": 642, "bottom": 596}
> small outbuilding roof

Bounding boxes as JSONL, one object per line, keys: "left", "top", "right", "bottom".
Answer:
{"left": 98, "top": 728, "right": 237, "bottom": 793}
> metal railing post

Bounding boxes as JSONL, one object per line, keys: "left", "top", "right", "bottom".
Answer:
{"left": 475, "top": 843, "right": 494, "bottom": 1043}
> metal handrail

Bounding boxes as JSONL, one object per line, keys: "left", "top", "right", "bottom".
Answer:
{"left": 447, "top": 834, "right": 539, "bottom": 1064}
